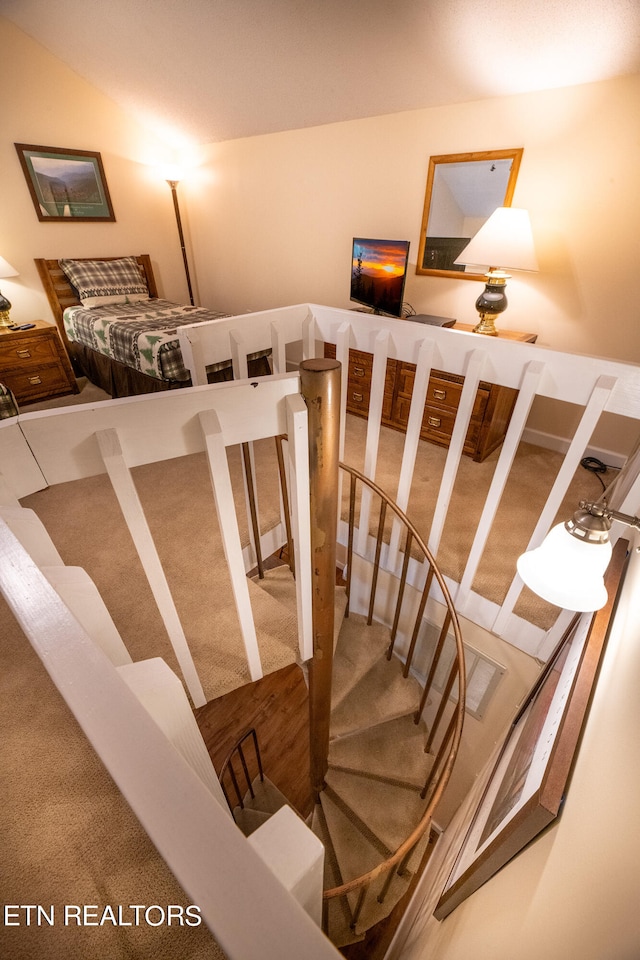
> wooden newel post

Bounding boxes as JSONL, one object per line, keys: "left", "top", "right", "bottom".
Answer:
{"left": 299, "top": 358, "right": 341, "bottom": 801}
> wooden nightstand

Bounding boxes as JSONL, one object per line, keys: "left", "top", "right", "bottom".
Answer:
{"left": 0, "top": 320, "right": 78, "bottom": 404}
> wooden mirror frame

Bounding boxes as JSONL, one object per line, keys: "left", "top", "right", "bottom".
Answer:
{"left": 416, "top": 149, "right": 523, "bottom": 281}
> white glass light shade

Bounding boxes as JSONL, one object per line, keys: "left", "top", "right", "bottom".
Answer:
{"left": 516, "top": 522, "right": 612, "bottom": 612}
{"left": 0, "top": 257, "right": 18, "bottom": 279}
{"left": 454, "top": 207, "right": 539, "bottom": 272}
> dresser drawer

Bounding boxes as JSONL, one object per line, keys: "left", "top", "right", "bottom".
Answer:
{"left": 396, "top": 366, "right": 489, "bottom": 423}
{"left": 346, "top": 387, "right": 370, "bottom": 415}
{"left": 421, "top": 406, "right": 482, "bottom": 451}
{"left": 324, "top": 344, "right": 396, "bottom": 420}
{"left": 0, "top": 333, "right": 59, "bottom": 369}
{"left": 348, "top": 351, "right": 372, "bottom": 381}
{"left": 426, "top": 377, "right": 489, "bottom": 425}
{"left": 426, "top": 375, "right": 463, "bottom": 411}
{"left": 397, "top": 366, "right": 468, "bottom": 414}
{"left": 1, "top": 363, "right": 71, "bottom": 403}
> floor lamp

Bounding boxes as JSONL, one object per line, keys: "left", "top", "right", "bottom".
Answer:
{"left": 166, "top": 178, "right": 195, "bottom": 306}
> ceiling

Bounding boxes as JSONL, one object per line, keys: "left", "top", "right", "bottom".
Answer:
{"left": 2, "top": 0, "right": 639, "bottom": 146}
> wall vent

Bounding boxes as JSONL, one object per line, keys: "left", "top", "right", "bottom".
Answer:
{"left": 412, "top": 621, "right": 506, "bottom": 721}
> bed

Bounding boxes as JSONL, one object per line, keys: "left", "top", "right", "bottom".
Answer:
{"left": 35, "top": 255, "right": 271, "bottom": 398}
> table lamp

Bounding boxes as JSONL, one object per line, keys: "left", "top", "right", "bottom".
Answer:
{"left": 454, "top": 207, "right": 538, "bottom": 336}
{"left": 0, "top": 257, "right": 19, "bottom": 328}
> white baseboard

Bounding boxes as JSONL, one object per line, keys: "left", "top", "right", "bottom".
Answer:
{"left": 521, "top": 427, "right": 627, "bottom": 469}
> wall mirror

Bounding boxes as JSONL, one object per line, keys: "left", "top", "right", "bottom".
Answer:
{"left": 416, "top": 149, "right": 523, "bottom": 281}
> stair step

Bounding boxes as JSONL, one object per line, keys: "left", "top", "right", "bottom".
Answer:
{"left": 326, "top": 767, "right": 430, "bottom": 852}
{"left": 330, "top": 651, "right": 421, "bottom": 739}
{"left": 237, "top": 776, "right": 291, "bottom": 816}
{"left": 320, "top": 786, "right": 387, "bottom": 884}
{"left": 233, "top": 807, "right": 271, "bottom": 836}
{"left": 328, "top": 713, "right": 433, "bottom": 789}
{"left": 331, "top": 613, "right": 391, "bottom": 711}
{"left": 245, "top": 574, "right": 299, "bottom": 681}
{"left": 320, "top": 785, "right": 425, "bottom": 937}
{"left": 250, "top": 564, "right": 348, "bottom": 653}
{"left": 311, "top": 803, "right": 365, "bottom": 947}
{"left": 250, "top": 563, "right": 297, "bottom": 609}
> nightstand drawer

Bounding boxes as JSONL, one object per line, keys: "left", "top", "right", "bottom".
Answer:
{"left": 0, "top": 321, "right": 78, "bottom": 404}
{"left": 0, "top": 334, "right": 59, "bottom": 368}
{"left": 1, "top": 364, "right": 72, "bottom": 403}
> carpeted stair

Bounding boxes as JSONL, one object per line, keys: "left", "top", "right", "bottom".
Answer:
{"left": 232, "top": 776, "right": 293, "bottom": 836}
{"left": 249, "top": 566, "right": 436, "bottom": 948}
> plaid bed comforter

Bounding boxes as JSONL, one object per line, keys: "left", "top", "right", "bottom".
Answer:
{"left": 63, "top": 300, "right": 232, "bottom": 381}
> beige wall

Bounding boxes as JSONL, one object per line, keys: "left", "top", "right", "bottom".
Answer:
{"left": 394, "top": 539, "right": 640, "bottom": 960}
{"left": 188, "top": 75, "right": 640, "bottom": 455}
{"left": 190, "top": 74, "right": 640, "bottom": 362}
{"left": 4, "top": 15, "right": 639, "bottom": 453}
{"left": 1, "top": 19, "right": 191, "bottom": 324}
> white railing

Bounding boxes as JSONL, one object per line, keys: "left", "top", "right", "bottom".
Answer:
{"left": 179, "top": 303, "right": 640, "bottom": 660}
{"left": 1, "top": 375, "right": 312, "bottom": 706}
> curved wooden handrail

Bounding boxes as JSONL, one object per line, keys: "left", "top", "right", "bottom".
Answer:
{"left": 322, "top": 463, "right": 466, "bottom": 905}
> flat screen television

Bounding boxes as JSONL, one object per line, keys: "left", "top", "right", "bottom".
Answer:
{"left": 350, "top": 237, "right": 410, "bottom": 318}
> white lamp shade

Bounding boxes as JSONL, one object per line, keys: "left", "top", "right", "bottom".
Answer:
{"left": 516, "top": 522, "right": 612, "bottom": 612}
{"left": 161, "top": 165, "right": 184, "bottom": 183}
{"left": 454, "top": 207, "right": 538, "bottom": 272}
{"left": 0, "top": 257, "right": 18, "bottom": 280}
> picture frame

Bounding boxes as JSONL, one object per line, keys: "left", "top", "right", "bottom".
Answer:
{"left": 15, "top": 144, "right": 115, "bottom": 222}
{"left": 434, "top": 539, "right": 628, "bottom": 920}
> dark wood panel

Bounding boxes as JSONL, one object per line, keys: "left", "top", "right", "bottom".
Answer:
{"left": 195, "top": 662, "right": 314, "bottom": 820}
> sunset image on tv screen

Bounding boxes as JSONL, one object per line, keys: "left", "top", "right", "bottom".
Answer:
{"left": 351, "top": 238, "right": 409, "bottom": 317}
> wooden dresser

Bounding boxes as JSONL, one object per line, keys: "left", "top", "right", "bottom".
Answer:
{"left": 0, "top": 320, "right": 78, "bottom": 405}
{"left": 324, "top": 324, "right": 537, "bottom": 462}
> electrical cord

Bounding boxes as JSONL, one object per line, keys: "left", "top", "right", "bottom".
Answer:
{"left": 580, "top": 455, "right": 617, "bottom": 492}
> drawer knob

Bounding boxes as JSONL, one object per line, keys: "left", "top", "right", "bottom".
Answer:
{"left": 27, "top": 376, "right": 42, "bottom": 385}
{"left": 427, "top": 416, "right": 441, "bottom": 428}
{"left": 352, "top": 392, "right": 363, "bottom": 403}
{"left": 433, "top": 388, "right": 447, "bottom": 401}
{"left": 17, "top": 349, "right": 32, "bottom": 359}
{"left": 353, "top": 365, "right": 365, "bottom": 377}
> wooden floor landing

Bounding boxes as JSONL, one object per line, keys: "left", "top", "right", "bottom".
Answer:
{"left": 194, "top": 661, "right": 314, "bottom": 819}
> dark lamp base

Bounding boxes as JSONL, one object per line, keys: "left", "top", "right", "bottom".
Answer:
{"left": 0, "top": 304, "right": 11, "bottom": 328}
{"left": 473, "top": 274, "right": 508, "bottom": 336}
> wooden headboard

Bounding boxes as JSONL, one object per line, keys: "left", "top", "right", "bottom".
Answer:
{"left": 35, "top": 255, "right": 158, "bottom": 349}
